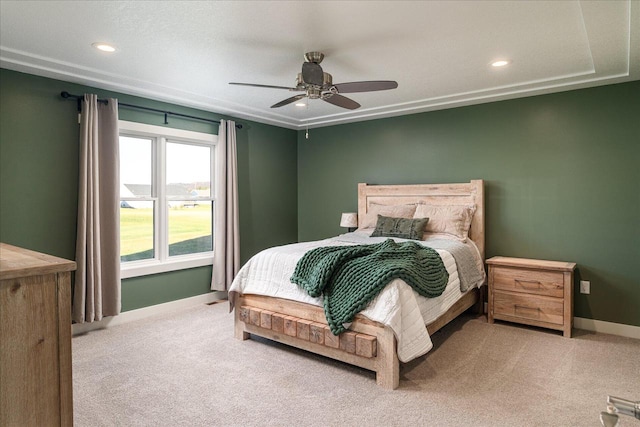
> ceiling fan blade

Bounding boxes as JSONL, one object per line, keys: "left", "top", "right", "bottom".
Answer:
{"left": 322, "top": 94, "right": 360, "bottom": 110}
{"left": 301, "top": 62, "right": 324, "bottom": 86}
{"left": 333, "top": 81, "right": 398, "bottom": 93}
{"left": 271, "top": 94, "right": 307, "bottom": 108}
{"left": 229, "top": 82, "right": 298, "bottom": 91}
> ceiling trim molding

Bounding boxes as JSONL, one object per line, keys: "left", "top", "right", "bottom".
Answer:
{"left": 1, "top": 0, "right": 637, "bottom": 131}
{"left": 0, "top": 47, "right": 300, "bottom": 130}
{"left": 2, "top": 47, "right": 636, "bottom": 131}
{"left": 304, "top": 72, "right": 635, "bottom": 129}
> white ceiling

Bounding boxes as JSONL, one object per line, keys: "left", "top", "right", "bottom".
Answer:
{"left": 1, "top": 1, "right": 638, "bottom": 130}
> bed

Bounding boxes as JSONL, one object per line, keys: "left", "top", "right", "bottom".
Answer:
{"left": 230, "top": 180, "right": 485, "bottom": 389}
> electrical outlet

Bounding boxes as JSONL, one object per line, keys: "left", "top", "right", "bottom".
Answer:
{"left": 580, "top": 280, "right": 590, "bottom": 294}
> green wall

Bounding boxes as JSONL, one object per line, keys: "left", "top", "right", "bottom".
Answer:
{"left": 0, "top": 68, "right": 298, "bottom": 311}
{"left": 298, "top": 81, "right": 640, "bottom": 327}
{"left": 2, "top": 67, "right": 638, "bottom": 327}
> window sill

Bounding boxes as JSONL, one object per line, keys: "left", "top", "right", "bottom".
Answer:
{"left": 121, "top": 255, "right": 213, "bottom": 279}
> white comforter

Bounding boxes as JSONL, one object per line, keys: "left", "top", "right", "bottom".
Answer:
{"left": 229, "top": 231, "right": 485, "bottom": 362}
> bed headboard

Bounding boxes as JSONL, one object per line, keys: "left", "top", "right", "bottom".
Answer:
{"left": 357, "top": 180, "right": 485, "bottom": 260}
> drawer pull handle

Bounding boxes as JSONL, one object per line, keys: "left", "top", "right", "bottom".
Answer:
{"left": 515, "top": 279, "right": 542, "bottom": 289}
{"left": 514, "top": 304, "right": 540, "bottom": 312}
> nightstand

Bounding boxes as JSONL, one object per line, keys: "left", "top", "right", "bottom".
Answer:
{"left": 487, "top": 256, "right": 576, "bottom": 337}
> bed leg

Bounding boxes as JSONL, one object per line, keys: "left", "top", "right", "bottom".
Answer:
{"left": 376, "top": 358, "right": 399, "bottom": 390}
{"left": 475, "top": 286, "right": 485, "bottom": 315}
{"left": 235, "top": 324, "right": 249, "bottom": 340}
{"left": 234, "top": 309, "right": 250, "bottom": 340}
{"left": 375, "top": 327, "right": 399, "bottom": 390}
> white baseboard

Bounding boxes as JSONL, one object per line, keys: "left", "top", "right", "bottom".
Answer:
{"left": 574, "top": 317, "right": 640, "bottom": 340}
{"left": 72, "top": 291, "right": 227, "bottom": 336}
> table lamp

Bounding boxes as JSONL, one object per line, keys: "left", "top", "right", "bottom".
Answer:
{"left": 340, "top": 212, "right": 358, "bottom": 233}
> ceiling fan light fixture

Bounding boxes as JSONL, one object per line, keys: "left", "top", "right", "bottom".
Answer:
{"left": 92, "top": 42, "right": 116, "bottom": 53}
{"left": 230, "top": 52, "right": 397, "bottom": 110}
{"left": 491, "top": 59, "right": 510, "bottom": 67}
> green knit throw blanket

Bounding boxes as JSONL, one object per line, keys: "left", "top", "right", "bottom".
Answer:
{"left": 290, "top": 239, "right": 449, "bottom": 335}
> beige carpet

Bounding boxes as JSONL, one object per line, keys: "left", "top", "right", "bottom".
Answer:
{"left": 72, "top": 302, "right": 639, "bottom": 426}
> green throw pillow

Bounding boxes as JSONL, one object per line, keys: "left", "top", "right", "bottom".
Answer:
{"left": 370, "top": 215, "right": 429, "bottom": 240}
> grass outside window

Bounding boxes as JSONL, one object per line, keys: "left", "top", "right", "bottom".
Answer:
{"left": 120, "top": 204, "right": 212, "bottom": 262}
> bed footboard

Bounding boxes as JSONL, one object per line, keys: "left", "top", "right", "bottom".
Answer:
{"left": 233, "top": 288, "right": 479, "bottom": 390}
{"left": 233, "top": 294, "right": 399, "bottom": 389}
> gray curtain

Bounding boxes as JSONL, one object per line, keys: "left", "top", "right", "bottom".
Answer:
{"left": 73, "top": 94, "right": 121, "bottom": 323}
{"left": 211, "top": 119, "right": 240, "bottom": 291}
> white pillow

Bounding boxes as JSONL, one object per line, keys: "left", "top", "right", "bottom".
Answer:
{"left": 359, "top": 203, "right": 417, "bottom": 230}
{"left": 413, "top": 204, "right": 476, "bottom": 241}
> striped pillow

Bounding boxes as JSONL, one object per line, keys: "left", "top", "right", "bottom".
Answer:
{"left": 371, "top": 215, "right": 429, "bottom": 240}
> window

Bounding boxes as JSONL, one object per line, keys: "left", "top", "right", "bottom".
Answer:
{"left": 118, "top": 121, "right": 218, "bottom": 278}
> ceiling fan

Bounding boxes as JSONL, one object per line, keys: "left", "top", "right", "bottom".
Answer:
{"left": 229, "top": 52, "right": 398, "bottom": 110}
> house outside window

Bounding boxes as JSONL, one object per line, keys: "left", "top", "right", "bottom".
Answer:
{"left": 118, "top": 121, "right": 218, "bottom": 278}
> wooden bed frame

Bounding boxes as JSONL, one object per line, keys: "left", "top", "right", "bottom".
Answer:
{"left": 234, "top": 180, "right": 485, "bottom": 389}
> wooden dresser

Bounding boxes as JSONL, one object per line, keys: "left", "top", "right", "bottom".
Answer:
{"left": 487, "top": 256, "right": 576, "bottom": 337}
{"left": 0, "top": 243, "right": 77, "bottom": 426}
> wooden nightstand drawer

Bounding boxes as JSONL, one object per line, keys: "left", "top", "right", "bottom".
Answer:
{"left": 493, "top": 291, "right": 564, "bottom": 325}
{"left": 493, "top": 266, "right": 564, "bottom": 298}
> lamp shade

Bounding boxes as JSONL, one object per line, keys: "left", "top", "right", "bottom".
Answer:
{"left": 340, "top": 212, "right": 358, "bottom": 228}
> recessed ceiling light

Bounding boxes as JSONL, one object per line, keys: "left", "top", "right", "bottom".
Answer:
{"left": 491, "top": 60, "right": 510, "bottom": 67}
{"left": 295, "top": 102, "right": 306, "bottom": 107}
{"left": 92, "top": 42, "right": 116, "bottom": 53}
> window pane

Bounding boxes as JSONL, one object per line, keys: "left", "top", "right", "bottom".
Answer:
{"left": 120, "top": 201, "right": 154, "bottom": 262}
{"left": 166, "top": 142, "right": 211, "bottom": 198}
{"left": 168, "top": 202, "right": 212, "bottom": 257}
{"left": 120, "top": 136, "right": 152, "bottom": 198}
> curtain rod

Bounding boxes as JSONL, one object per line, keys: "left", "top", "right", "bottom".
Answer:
{"left": 60, "top": 91, "right": 242, "bottom": 129}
